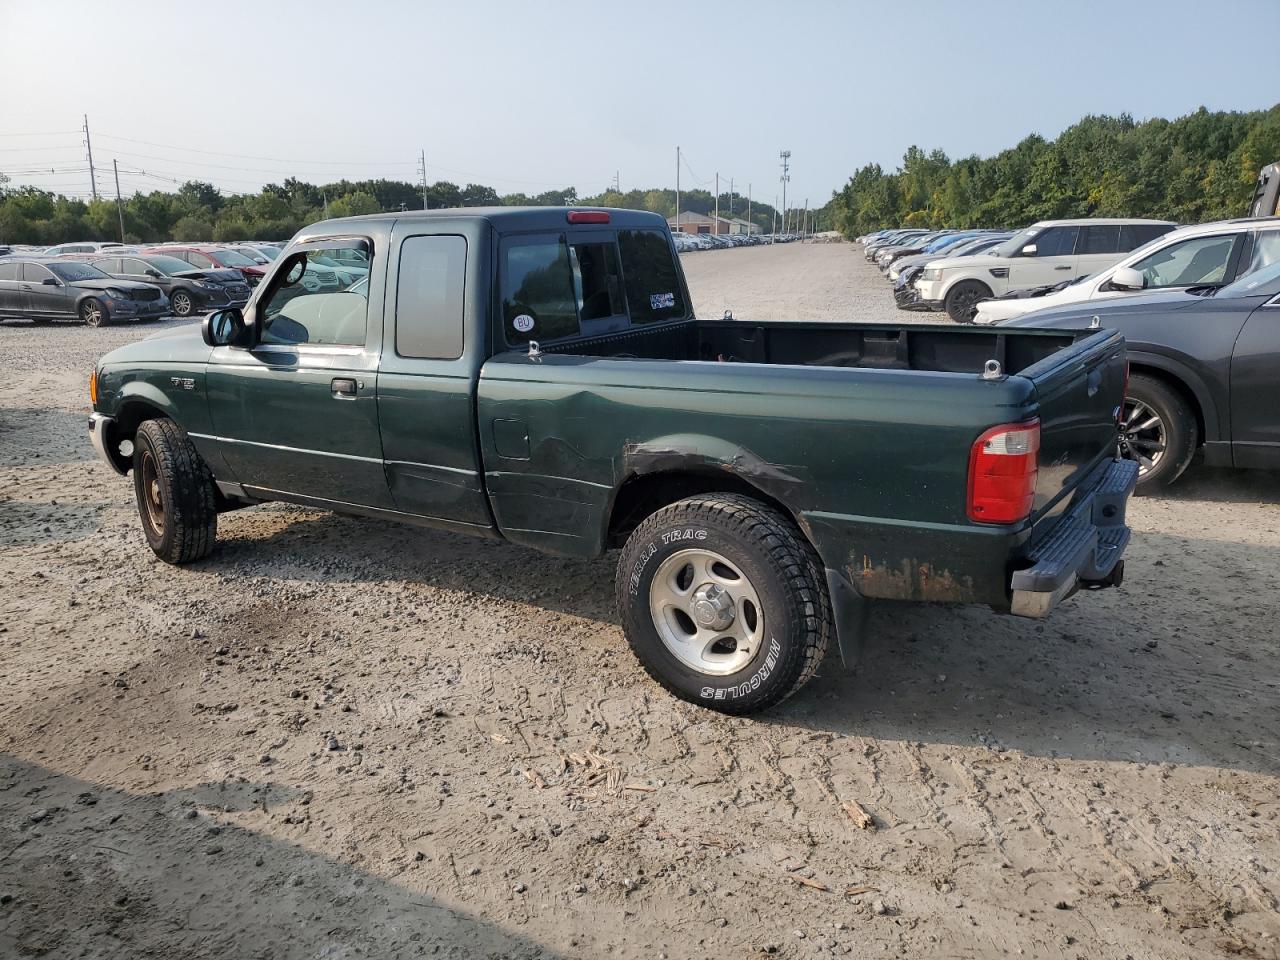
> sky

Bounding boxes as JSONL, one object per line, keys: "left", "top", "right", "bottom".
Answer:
{"left": 2, "top": 0, "right": 1278, "bottom": 209}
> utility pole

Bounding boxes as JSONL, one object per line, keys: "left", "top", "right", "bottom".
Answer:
{"left": 675, "top": 146, "right": 681, "bottom": 233}
{"left": 747, "top": 183, "right": 752, "bottom": 234}
{"left": 112, "top": 159, "right": 125, "bottom": 241}
{"left": 729, "top": 177, "right": 734, "bottom": 218}
{"left": 612, "top": 170, "right": 620, "bottom": 193}
{"left": 773, "top": 194, "right": 778, "bottom": 241}
{"left": 83, "top": 114, "right": 98, "bottom": 201}
{"left": 714, "top": 172, "right": 719, "bottom": 232}
{"left": 802, "top": 198, "right": 809, "bottom": 242}
{"left": 779, "top": 150, "right": 791, "bottom": 236}
{"left": 418, "top": 149, "right": 428, "bottom": 209}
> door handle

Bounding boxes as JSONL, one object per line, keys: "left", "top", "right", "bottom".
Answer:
{"left": 331, "top": 377, "right": 358, "bottom": 399}
{"left": 1054, "top": 265, "right": 1073, "bottom": 271}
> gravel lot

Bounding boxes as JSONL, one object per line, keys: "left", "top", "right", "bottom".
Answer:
{"left": 2, "top": 243, "right": 1278, "bottom": 959}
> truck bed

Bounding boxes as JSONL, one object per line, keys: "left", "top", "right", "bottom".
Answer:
{"left": 538, "top": 317, "right": 1086, "bottom": 377}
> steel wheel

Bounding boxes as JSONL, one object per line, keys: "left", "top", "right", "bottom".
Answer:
{"left": 80, "top": 298, "right": 106, "bottom": 327}
{"left": 648, "top": 547, "right": 764, "bottom": 676}
{"left": 1119, "top": 397, "right": 1167, "bottom": 476}
{"left": 171, "top": 291, "right": 193, "bottom": 317}
{"left": 138, "top": 447, "right": 166, "bottom": 539}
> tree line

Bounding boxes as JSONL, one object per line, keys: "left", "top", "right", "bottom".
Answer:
{"left": 0, "top": 169, "right": 783, "bottom": 246}
{"left": 825, "top": 105, "right": 1280, "bottom": 238}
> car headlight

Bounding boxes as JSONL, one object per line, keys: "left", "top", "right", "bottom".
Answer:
{"left": 921, "top": 268, "right": 942, "bottom": 282}
{"left": 104, "top": 288, "right": 125, "bottom": 299}
{"left": 191, "top": 279, "right": 215, "bottom": 289}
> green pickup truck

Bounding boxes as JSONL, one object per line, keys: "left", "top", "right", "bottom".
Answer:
{"left": 89, "top": 207, "right": 1137, "bottom": 713}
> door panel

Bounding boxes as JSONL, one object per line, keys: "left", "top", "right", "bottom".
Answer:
{"left": 376, "top": 225, "right": 493, "bottom": 527}
{"left": 1230, "top": 302, "right": 1280, "bottom": 468}
{"left": 21, "top": 263, "right": 68, "bottom": 317}
{"left": 205, "top": 346, "right": 393, "bottom": 506}
{"left": 1006, "top": 226, "right": 1080, "bottom": 289}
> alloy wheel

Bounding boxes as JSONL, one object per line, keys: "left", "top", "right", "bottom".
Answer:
{"left": 648, "top": 548, "right": 764, "bottom": 676}
{"left": 1119, "top": 397, "right": 1167, "bottom": 475}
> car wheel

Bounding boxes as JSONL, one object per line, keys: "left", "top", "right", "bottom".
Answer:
{"left": 616, "top": 493, "right": 830, "bottom": 714}
{"left": 1121, "top": 374, "right": 1198, "bottom": 493}
{"left": 944, "top": 280, "right": 991, "bottom": 323}
{"left": 132, "top": 419, "right": 218, "bottom": 564}
{"left": 171, "top": 290, "right": 194, "bottom": 317}
{"left": 80, "top": 297, "right": 108, "bottom": 327}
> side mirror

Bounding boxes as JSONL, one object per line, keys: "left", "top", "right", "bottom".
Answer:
{"left": 1109, "top": 266, "right": 1145, "bottom": 291}
{"left": 202, "top": 308, "right": 250, "bottom": 347}
{"left": 1020, "top": 244, "right": 1038, "bottom": 256}
{"left": 146, "top": 269, "right": 161, "bottom": 278}
{"left": 41, "top": 277, "right": 59, "bottom": 286}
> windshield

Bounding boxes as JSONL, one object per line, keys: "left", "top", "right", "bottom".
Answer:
{"left": 146, "top": 255, "right": 196, "bottom": 275}
{"left": 49, "top": 261, "right": 108, "bottom": 282}
{"left": 990, "top": 226, "right": 1042, "bottom": 258}
{"left": 212, "top": 248, "right": 256, "bottom": 267}
{"left": 309, "top": 254, "right": 340, "bottom": 267}
{"left": 255, "top": 245, "right": 281, "bottom": 260}
{"left": 1219, "top": 257, "right": 1280, "bottom": 298}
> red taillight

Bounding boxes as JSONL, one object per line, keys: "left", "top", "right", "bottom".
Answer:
{"left": 967, "top": 419, "right": 1040, "bottom": 524}
{"left": 567, "top": 210, "right": 610, "bottom": 224}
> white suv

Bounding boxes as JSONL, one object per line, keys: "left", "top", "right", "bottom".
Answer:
{"left": 973, "top": 218, "right": 1280, "bottom": 324}
{"left": 914, "top": 218, "right": 1175, "bottom": 321}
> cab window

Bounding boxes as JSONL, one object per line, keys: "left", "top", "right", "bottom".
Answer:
{"left": 260, "top": 241, "right": 371, "bottom": 346}
{"left": 395, "top": 235, "right": 466, "bottom": 360}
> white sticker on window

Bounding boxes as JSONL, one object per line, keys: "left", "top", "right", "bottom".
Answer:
{"left": 513, "top": 313, "right": 535, "bottom": 333}
{"left": 650, "top": 292, "right": 675, "bottom": 310}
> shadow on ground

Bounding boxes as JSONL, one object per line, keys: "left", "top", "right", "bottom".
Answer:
{"left": 0, "top": 754, "right": 563, "bottom": 959}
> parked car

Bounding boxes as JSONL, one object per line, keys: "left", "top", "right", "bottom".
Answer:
{"left": 893, "top": 235, "right": 1013, "bottom": 309}
{"left": 86, "top": 253, "right": 252, "bottom": 317}
{"left": 144, "top": 246, "right": 269, "bottom": 286}
{"left": 973, "top": 218, "right": 1280, "bottom": 324}
{"left": 0, "top": 257, "right": 168, "bottom": 326}
{"left": 864, "top": 230, "right": 931, "bottom": 261}
{"left": 88, "top": 207, "right": 1135, "bottom": 714}
{"left": 915, "top": 219, "right": 1177, "bottom": 322}
{"left": 888, "top": 233, "right": 1009, "bottom": 282}
{"left": 43, "top": 241, "right": 133, "bottom": 257}
{"left": 1005, "top": 256, "right": 1280, "bottom": 489}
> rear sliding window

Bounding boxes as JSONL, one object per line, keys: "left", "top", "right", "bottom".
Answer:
{"left": 502, "top": 229, "right": 684, "bottom": 343}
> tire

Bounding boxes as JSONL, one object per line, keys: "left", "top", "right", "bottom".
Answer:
{"left": 616, "top": 493, "right": 831, "bottom": 715}
{"left": 80, "top": 297, "right": 108, "bottom": 327}
{"left": 944, "top": 280, "right": 991, "bottom": 323}
{"left": 171, "top": 290, "right": 194, "bottom": 317}
{"left": 1122, "top": 374, "right": 1197, "bottom": 493}
{"left": 132, "top": 419, "right": 218, "bottom": 564}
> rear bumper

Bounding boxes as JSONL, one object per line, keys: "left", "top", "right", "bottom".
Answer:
{"left": 1010, "top": 458, "right": 1138, "bottom": 618}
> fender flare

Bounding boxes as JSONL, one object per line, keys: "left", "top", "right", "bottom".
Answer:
{"left": 1125, "top": 350, "right": 1221, "bottom": 442}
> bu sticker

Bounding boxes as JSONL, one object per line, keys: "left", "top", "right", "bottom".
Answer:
{"left": 650, "top": 292, "right": 675, "bottom": 310}
{"left": 513, "top": 314, "right": 536, "bottom": 333}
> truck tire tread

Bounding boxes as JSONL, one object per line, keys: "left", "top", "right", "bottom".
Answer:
{"left": 133, "top": 418, "right": 218, "bottom": 564}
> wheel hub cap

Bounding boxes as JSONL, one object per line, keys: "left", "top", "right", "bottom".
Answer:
{"left": 691, "top": 583, "right": 735, "bottom": 630}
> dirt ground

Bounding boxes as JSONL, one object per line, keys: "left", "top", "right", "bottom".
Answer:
{"left": 2, "top": 243, "right": 1277, "bottom": 959}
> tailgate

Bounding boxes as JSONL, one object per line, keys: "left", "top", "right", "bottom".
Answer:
{"left": 1022, "top": 329, "right": 1127, "bottom": 536}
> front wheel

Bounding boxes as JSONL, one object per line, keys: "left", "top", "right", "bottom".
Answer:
{"left": 132, "top": 419, "right": 218, "bottom": 563}
{"left": 170, "top": 290, "right": 194, "bottom": 317}
{"left": 616, "top": 494, "right": 830, "bottom": 714}
{"left": 80, "top": 297, "right": 108, "bottom": 327}
{"left": 944, "top": 280, "right": 991, "bottom": 323}
{"left": 1121, "top": 374, "right": 1197, "bottom": 492}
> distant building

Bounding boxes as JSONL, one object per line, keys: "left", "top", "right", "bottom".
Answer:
{"left": 668, "top": 212, "right": 760, "bottom": 236}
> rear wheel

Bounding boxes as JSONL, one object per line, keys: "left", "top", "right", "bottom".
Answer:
{"left": 132, "top": 419, "right": 218, "bottom": 563}
{"left": 944, "top": 280, "right": 991, "bottom": 323}
{"left": 1121, "top": 374, "right": 1197, "bottom": 492}
{"left": 80, "top": 297, "right": 108, "bottom": 327}
{"left": 170, "top": 290, "right": 194, "bottom": 317}
{"left": 616, "top": 494, "right": 830, "bottom": 714}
